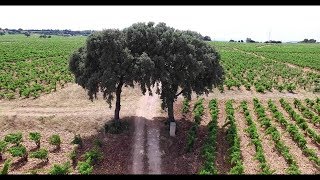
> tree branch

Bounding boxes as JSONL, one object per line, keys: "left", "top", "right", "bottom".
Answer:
{"left": 175, "top": 89, "right": 184, "bottom": 98}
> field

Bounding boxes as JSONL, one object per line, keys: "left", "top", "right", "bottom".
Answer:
{"left": 0, "top": 35, "right": 319, "bottom": 174}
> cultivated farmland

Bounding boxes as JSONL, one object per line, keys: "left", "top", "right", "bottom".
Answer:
{"left": 0, "top": 35, "right": 319, "bottom": 174}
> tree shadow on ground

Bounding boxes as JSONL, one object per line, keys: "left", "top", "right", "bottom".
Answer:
{"left": 158, "top": 116, "right": 231, "bottom": 174}
{"left": 31, "top": 160, "right": 48, "bottom": 170}
{"left": 71, "top": 116, "right": 231, "bottom": 174}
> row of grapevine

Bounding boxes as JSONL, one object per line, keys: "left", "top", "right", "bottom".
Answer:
{"left": 186, "top": 98, "right": 204, "bottom": 152}
{"left": 199, "top": 99, "right": 219, "bottom": 174}
{"left": 0, "top": 35, "right": 85, "bottom": 99}
{"left": 279, "top": 98, "right": 320, "bottom": 144}
{"left": 225, "top": 100, "right": 244, "bottom": 174}
{"left": 253, "top": 98, "right": 300, "bottom": 174}
{"left": 240, "top": 101, "right": 274, "bottom": 174}
{"left": 293, "top": 98, "right": 320, "bottom": 126}
{"left": 210, "top": 42, "right": 320, "bottom": 93}
{"left": 267, "top": 100, "right": 320, "bottom": 167}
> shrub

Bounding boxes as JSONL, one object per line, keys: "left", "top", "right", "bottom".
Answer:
{"left": 30, "top": 149, "right": 48, "bottom": 162}
{"left": 49, "top": 134, "right": 61, "bottom": 149}
{"left": 84, "top": 148, "right": 103, "bottom": 165}
{"left": 4, "top": 132, "right": 23, "bottom": 145}
{"left": 69, "top": 148, "right": 77, "bottom": 165}
{"left": 218, "top": 85, "right": 224, "bottom": 93}
{"left": 49, "top": 162, "right": 71, "bottom": 175}
{"left": 8, "top": 144, "right": 27, "bottom": 161}
{"left": 77, "top": 160, "right": 93, "bottom": 175}
{"left": 286, "top": 83, "right": 296, "bottom": 93}
{"left": 0, "top": 141, "right": 8, "bottom": 161}
{"left": 71, "top": 134, "right": 83, "bottom": 148}
{"left": 29, "top": 132, "right": 41, "bottom": 148}
{"left": 182, "top": 98, "right": 190, "bottom": 114}
{"left": 0, "top": 159, "right": 11, "bottom": 175}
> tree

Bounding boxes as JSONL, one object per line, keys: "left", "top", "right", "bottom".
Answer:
{"left": 246, "top": 38, "right": 255, "bottom": 43}
{"left": 70, "top": 22, "right": 224, "bottom": 126}
{"left": 24, "top": 32, "right": 31, "bottom": 37}
{"left": 69, "top": 29, "right": 151, "bottom": 124}
{"left": 203, "top": 36, "right": 211, "bottom": 41}
{"left": 229, "top": 39, "right": 235, "bottom": 42}
{"left": 0, "top": 30, "right": 5, "bottom": 36}
{"left": 124, "top": 22, "right": 224, "bottom": 122}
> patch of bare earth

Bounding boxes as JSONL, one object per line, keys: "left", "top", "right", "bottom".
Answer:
{"left": 196, "top": 87, "right": 318, "bottom": 102}
{"left": 233, "top": 100, "right": 260, "bottom": 174}
{"left": 261, "top": 100, "right": 319, "bottom": 174}
{"left": 246, "top": 100, "right": 288, "bottom": 174}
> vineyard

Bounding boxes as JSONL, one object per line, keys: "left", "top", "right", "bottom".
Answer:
{"left": 0, "top": 34, "right": 320, "bottom": 174}
{"left": 0, "top": 35, "right": 85, "bottom": 99}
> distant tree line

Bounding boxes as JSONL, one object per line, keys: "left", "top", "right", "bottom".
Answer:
{"left": 264, "top": 40, "right": 282, "bottom": 43}
{"left": 229, "top": 39, "right": 244, "bottom": 43}
{"left": 0, "top": 28, "right": 94, "bottom": 36}
{"left": 39, "top": 34, "right": 52, "bottom": 38}
{"left": 300, "top": 38, "right": 317, "bottom": 43}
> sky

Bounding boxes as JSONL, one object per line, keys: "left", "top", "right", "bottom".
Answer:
{"left": 0, "top": 6, "right": 320, "bottom": 42}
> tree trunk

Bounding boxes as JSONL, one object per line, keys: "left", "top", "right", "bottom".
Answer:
{"left": 167, "top": 99, "right": 175, "bottom": 123}
{"left": 114, "top": 81, "right": 123, "bottom": 125}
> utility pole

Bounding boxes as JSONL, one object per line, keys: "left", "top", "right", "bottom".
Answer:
{"left": 268, "top": 29, "right": 271, "bottom": 41}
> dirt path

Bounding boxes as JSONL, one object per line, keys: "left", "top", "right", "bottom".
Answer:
{"left": 132, "top": 91, "right": 162, "bottom": 174}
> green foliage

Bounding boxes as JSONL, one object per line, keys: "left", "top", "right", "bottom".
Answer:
{"left": 280, "top": 98, "right": 320, "bottom": 144}
{"left": 70, "top": 22, "right": 223, "bottom": 123}
{"left": 200, "top": 99, "right": 219, "bottom": 174}
{"left": 29, "top": 132, "right": 41, "bottom": 148}
{"left": 254, "top": 98, "right": 300, "bottom": 174}
{"left": 0, "top": 141, "right": 8, "bottom": 153}
{"left": 49, "top": 134, "right": 61, "bottom": 148}
{"left": 225, "top": 100, "right": 243, "bottom": 174}
{"left": 49, "top": 162, "right": 71, "bottom": 175}
{"left": 71, "top": 134, "right": 83, "bottom": 148}
{"left": 1, "top": 159, "right": 11, "bottom": 175}
{"left": 84, "top": 148, "right": 103, "bottom": 165}
{"left": 4, "top": 132, "right": 23, "bottom": 145}
{"left": 286, "top": 83, "right": 296, "bottom": 93}
{"left": 8, "top": 144, "right": 27, "bottom": 160}
{"left": 186, "top": 98, "right": 204, "bottom": 152}
{"left": 182, "top": 98, "right": 190, "bottom": 114}
{"left": 69, "top": 148, "right": 77, "bottom": 163}
{"left": 0, "top": 35, "right": 85, "bottom": 100}
{"left": 77, "top": 160, "right": 93, "bottom": 175}
{"left": 241, "top": 101, "right": 274, "bottom": 174}
{"left": 29, "top": 148, "right": 48, "bottom": 161}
